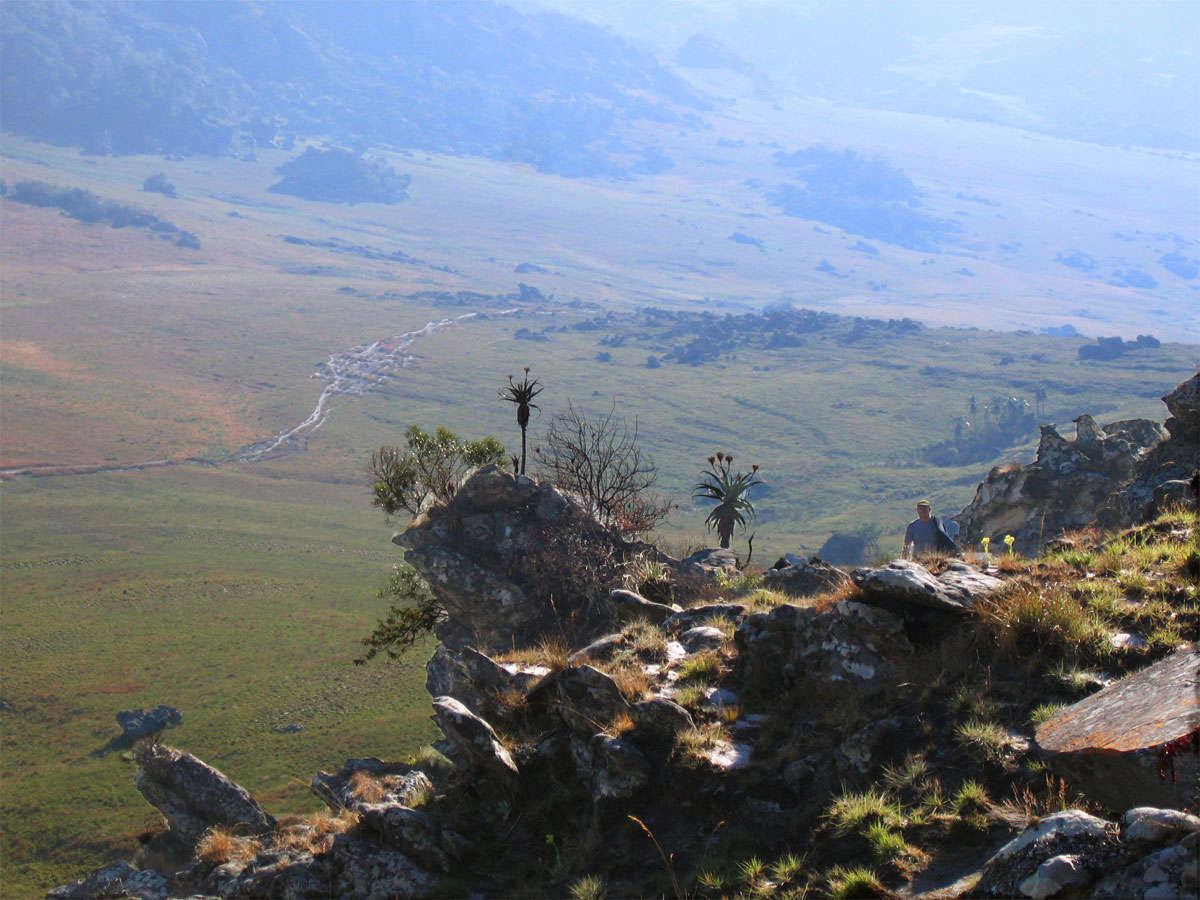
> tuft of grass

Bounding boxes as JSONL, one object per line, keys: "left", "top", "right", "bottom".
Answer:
{"left": 606, "top": 658, "right": 652, "bottom": 704}
{"left": 674, "top": 722, "right": 729, "bottom": 767}
{"left": 770, "top": 852, "right": 808, "bottom": 883}
{"left": 409, "top": 744, "right": 454, "bottom": 776}
{"left": 951, "top": 779, "right": 989, "bottom": 815}
{"left": 737, "top": 855, "right": 766, "bottom": 883}
{"left": 196, "top": 826, "right": 262, "bottom": 865}
{"left": 569, "top": 874, "right": 607, "bottom": 900}
{"left": 825, "top": 865, "right": 886, "bottom": 899}
{"left": 676, "top": 651, "right": 722, "bottom": 685}
{"left": 1028, "top": 702, "right": 1067, "bottom": 729}
{"left": 696, "top": 868, "right": 726, "bottom": 891}
{"left": 1147, "top": 623, "right": 1184, "bottom": 652}
{"left": 622, "top": 619, "right": 669, "bottom": 661}
{"left": 881, "top": 754, "right": 930, "bottom": 794}
{"left": 824, "top": 789, "right": 904, "bottom": 836}
{"left": 347, "top": 771, "right": 387, "bottom": 803}
{"left": 954, "top": 718, "right": 1011, "bottom": 765}
{"left": 603, "top": 711, "right": 637, "bottom": 738}
{"left": 976, "top": 581, "right": 1111, "bottom": 666}
{"left": 863, "top": 821, "right": 912, "bottom": 864}
{"left": 672, "top": 683, "right": 708, "bottom": 710}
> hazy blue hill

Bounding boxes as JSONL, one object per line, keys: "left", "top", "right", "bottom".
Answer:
{"left": 0, "top": 0, "right": 706, "bottom": 171}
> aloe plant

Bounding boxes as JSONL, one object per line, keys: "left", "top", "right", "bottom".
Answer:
{"left": 694, "top": 452, "right": 763, "bottom": 549}
{"left": 499, "top": 368, "right": 543, "bottom": 475}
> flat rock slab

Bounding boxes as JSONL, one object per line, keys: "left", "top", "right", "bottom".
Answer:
{"left": 1036, "top": 646, "right": 1200, "bottom": 810}
{"left": 851, "top": 559, "right": 1003, "bottom": 612}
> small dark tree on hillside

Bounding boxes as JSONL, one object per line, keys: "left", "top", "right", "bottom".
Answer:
{"left": 354, "top": 563, "right": 442, "bottom": 664}
{"left": 142, "top": 172, "right": 177, "bottom": 198}
{"left": 368, "top": 425, "right": 505, "bottom": 518}
{"left": 536, "top": 402, "right": 670, "bottom": 535}
{"left": 695, "top": 452, "right": 763, "bottom": 549}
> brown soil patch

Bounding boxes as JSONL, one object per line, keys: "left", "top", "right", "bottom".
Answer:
{"left": 0, "top": 340, "right": 83, "bottom": 379}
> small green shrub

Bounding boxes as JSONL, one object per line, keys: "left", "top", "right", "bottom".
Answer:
{"left": 824, "top": 789, "right": 903, "bottom": 836}
{"left": 1029, "top": 702, "right": 1067, "bottom": 728}
{"left": 676, "top": 651, "right": 722, "bottom": 685}
{"left": 355, "top": 563, "right": 442, "bottom": 663}
{"left": 864, "top": 821, "right": 911, "bottom": 863}
{"left": 952, "top": 779, "right": 989, "bottom": 814}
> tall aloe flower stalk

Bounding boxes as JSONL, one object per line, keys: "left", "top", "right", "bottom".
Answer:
{"left": 499, "top": 368, "right": 543, "bottom": 475}
{"left": 694, "top": 452, "right": 763, "bottom": 550}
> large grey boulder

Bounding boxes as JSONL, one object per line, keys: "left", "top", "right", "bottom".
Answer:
{"left": 425, "top": 644, "right": 519, "bottom": 716}
{"left": 762, "top": 556, "right": 850, "bottom": 598}
{"left": 1122, "top": 807, "right": 1200, "bottom": 844}
{"left": 1035, "top": 646, "right": 1200, "bottom": 810}
{"left": 851, "top": 559, "right": 1003, "bottom": 612}
{"left": 630, "top": 697, "right": 695, "bottom": 738}
{"left": 133, "top": 743, "right": 276, "bottom": 846}
{"left": 331, "top": 833, "right": 443, "bottom": 898}
{"left": 431, "top": 696, "right": 518, "bottom": 783}
{"left": 394, "top": 466, "right": 643, "bottom": 652}
{"left": 311, "top": 758, "right": 434, "bottom": 812}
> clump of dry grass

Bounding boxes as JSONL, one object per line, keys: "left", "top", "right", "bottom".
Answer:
{"left": 274, "top": 809, "right": 360, "bottom": 856}
{"left": 498, "top": 635, "right": 570, "bottom": 671}
{"left": 347, "top": 771, "right": 387, "bottom": 803}
{"left": 608, "top": 659, "right": 652, "bottom": 703}
{"left": 602, "top": 711, "right": 636, "bottom": 738}
{"left": 196, "top": 826, "right": 262, "bottom": 865}
{"left": 621, "top": 618, "right": 668, "bottom": 661}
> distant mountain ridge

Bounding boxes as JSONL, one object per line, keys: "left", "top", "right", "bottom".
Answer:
{"left": 0, "top": 0, "right": 707, "bottom": 174}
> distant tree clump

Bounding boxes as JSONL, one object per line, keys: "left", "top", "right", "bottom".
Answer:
{"left": 142, "top": 172, "right": 177, "bottom": 197}
{"left": 7, "top": 180, "right": 200, "bottom": 247}
{"left": 269, "top": 147, "right": 411, "bottom": 204}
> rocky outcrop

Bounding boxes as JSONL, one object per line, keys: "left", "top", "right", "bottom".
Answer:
{"left": 608, "top": 588, "right": 680, "bottom": 625}
{"left": 680, "top": 547, "right": 739, "bottom": 576}
{"left": 1035, "top": 645, "right": 1200, "bottom": 810}
{"left": 762, "top": 556, "right": 850, "bottom": 597}
{"left": 1100, "top": 372, "right": 1200, "bottom": 526}
{"left": 395, "top": 465, "right": 638, "bottom": 652}
{"left": 958, "top": 373, "right": 1200, "bottom": 554}
{"left": 973, "top": 807, "right": 1200, "bottom": 900}
{"left": 133, "top": 743, "right": 276, "bottom": 847}
{"left": 431, "top": 695, "right": 518, "bottom": 785}
{"left": 47, "top": 862, "right": 169, "bottom": 900}
{"left": 957, "top": 415, "right": 1164, "bottom": 555}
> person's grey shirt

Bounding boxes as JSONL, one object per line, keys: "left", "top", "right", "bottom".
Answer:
{"left": 904, "top": 518, "right": 939, "bottom": 554}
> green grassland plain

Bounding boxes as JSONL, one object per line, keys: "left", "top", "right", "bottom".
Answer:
{"left": 2, "top": 113, "right": 1198, "bottom": 894}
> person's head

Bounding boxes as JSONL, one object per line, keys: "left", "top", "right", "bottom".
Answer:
{"left": 916, "top": 500, "right": 932, "bottom": 521}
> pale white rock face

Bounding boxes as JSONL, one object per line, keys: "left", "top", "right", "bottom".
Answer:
{"left": 1122, "top": 807, "right": 1200, "bottom": 844}
{"left": 1018, "top": 854, "right": 1087, "bottom": 899}
{"left": 704, "top": 741, "right": 752, "bottom": 770}
{"left": 990, "top": 810, "right": 1113, "bottom": 863}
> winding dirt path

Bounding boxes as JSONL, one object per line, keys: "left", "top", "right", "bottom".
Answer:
{"left": 1, "top": 310, "right": 520, "bottom": 481}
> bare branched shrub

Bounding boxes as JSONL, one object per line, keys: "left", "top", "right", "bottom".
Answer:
{"left": 536, "top": 402, "right": 670, "bottom": 535}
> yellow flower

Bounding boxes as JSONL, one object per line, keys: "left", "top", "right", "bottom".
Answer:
{"left": 981, "top": 537, "right": 990, "bottom": 551}
{"left": 1003, "top": 534, "right": 1016, "bottom": 554}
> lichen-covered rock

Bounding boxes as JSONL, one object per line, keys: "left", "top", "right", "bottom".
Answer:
{"left": 47, "top": 862, "right": 169, "bottom": 899}
{"left": 330, "top": 833, "right": 443, "bottom": 898}
{"left": 1035, "top": 646, "right": 1200, "bottom": 810}
{"left": 425, "top": 644, "right": 518, "bottom": 716}
{"left": 851, "top": 559, "right": 1003, "bottom": 612}
{"left": 1017, "top": 853, "right": 1089, "bottom": 899}
{"left": 735, "top": 599, "right": 909, "bottom": 695}
{"left": 571, "top": 733, "right": 650, "bottom": 802}
{"left": 630, "top": 697, "right": 694, "bottom": 737}
{"left": 431, "top": 696, "right": 518, "bottom": 783}
{"left": 133, "top": 743, "right": 276, "bottom": 847}
{"left": 762, "top": 556, "right": 850, "bottom": 598}
{"left": 357, "top": 803, "right": 452, "bottom": 871}
{"left": 608, "top": 588, "right": 680, "bottom": 625}
{"left": 550, "top": 665, "right": 630, "bottom": 733}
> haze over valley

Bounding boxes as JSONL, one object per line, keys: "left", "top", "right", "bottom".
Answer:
{"left": 1, "top": 1, "right": 1197, "bottom": 894}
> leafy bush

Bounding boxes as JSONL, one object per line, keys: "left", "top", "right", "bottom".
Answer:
{"left": 368, "top": 425, "right": 505, "bottom": 518}
{"left": 8, "top": 180, "right": 199, "bottom": 246}
{"left": 354, "top": 563, "right": 442, "bottom": 663}
{"left": 142, "top": 172, "right": 177, "bottom": 197}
